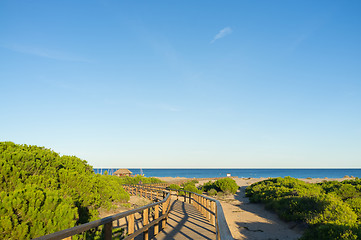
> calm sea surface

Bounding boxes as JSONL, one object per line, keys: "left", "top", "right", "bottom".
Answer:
{"left": 93, "top": 168, "right": 361, "bottom": 179}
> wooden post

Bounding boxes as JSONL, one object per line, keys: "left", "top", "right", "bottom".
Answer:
{"left": 196, "top": 195, "right": 199, "bottom": 210}
{"left": 199, "top": 196, "right": 202, "bottom": 213}
{"left": 210, "top": 201, "right": 215, "bottom": 226}
{"left": 207, "top": 199, "right": 211, "bottom": 220}
{"left": 154, "top": 205, "right": 159, "bottom": 235}
{"left": 188, "top": 192, "right": 191, "bottom": 204}
{"left": 104, "top": 222, "right": 112, "bottom": 240}
{"left": 162, "top": 199, "right": 167, "bottom": 229}
{"left": 143, "top": 209, "right": 149, "bottom": 240}
{"left": 128, "top": 214, "right": 135, "bottom": 240}
{"left": 165, "top": 196, "right": 170, "bottom": 222}
{"left": 198, "top": 196, "right": 201, "bottom": 213}
{"left": 201, "top": 197, "right": 206, "bottom": 216}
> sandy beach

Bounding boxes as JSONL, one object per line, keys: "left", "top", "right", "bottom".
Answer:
{"left": 156, "top": 176, "right": 355, "bottom": 240}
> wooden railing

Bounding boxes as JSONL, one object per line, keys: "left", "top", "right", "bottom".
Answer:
{"left": 139, "top": 184, "right": 233, "bottom": 240}
{"left": 33, "top": 184, "right": 233, "bottom": 240}
{"left": 33, "top": 185, "right": 171, "bottom": 240}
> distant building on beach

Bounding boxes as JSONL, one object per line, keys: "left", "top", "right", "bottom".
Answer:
{"left": 113, "top": 168, "right": 132, "bottom": 177}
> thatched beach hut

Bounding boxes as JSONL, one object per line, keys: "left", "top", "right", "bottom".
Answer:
{"left": 113, "top": 168, "right": 132, "bottom": 177}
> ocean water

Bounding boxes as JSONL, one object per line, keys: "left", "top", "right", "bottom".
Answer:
{"left": 93, "top": 168, "right": 361, "bottom": 179}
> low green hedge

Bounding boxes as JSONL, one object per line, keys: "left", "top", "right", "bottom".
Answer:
{"left": 246, "top": 177, "right": 361, "bottom": 240}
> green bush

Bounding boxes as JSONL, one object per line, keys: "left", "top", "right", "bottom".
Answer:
{"left": 120, "top": 175, "right": 162, "bottom": 184}
{"left": 183, "top": 184, "right": 202, "bottom": 194}
{"left": 0, "top": 186, "right": 78, "bottom": 239}
{"left": 181, "top": 180, "right": 196, "bottom": 188}
{"left": 0, "top": 142, "right": 130, "bottom": 239}
{"left": 168, "top": 184, "right": 181, "bottom": 190}
{"left": 207, "top": 188, "right": 217, "bottom": 196}
{"left": 246, "top": 177, "right": 323, "bottom": 202}
{"left": 217, "top": 191, "right": 224, "bottom": 197}
{"left": 214, "top": 178, "right": 238, "bottom": 194}
{"left": 301, "top": 224, "right": 360, "bottom": 240}
{"left": 201, "top": 178, "right": 238, "bottom": 195}
{"left": 346, "top": 198, "right": 361, "bottom": 220}
{"left": 168, "top": 184, "right": 184, "bottom": 195}
{"left": 246, "top": 177, "right": 361, "bottom": 240}
{"left": 202, "top": 181, "right": 215, "bottom": 192}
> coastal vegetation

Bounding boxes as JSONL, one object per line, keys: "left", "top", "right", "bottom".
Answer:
{"left": 168, "top": 180, "right": 202, "bottom": 195}
{"left": 202, "top": 178, "right": 239, "bottom": 195}
{"left": 0, "top": 142, "right": 155, "bottom": 239}
{"left": 168, "top": 178, "right": 239, "bottom": 197}
{"left": 120, "top": 174, "right": 162, "bottom": 185}
{"left": 246, "top": 177, "right": 361, "bottom": 240}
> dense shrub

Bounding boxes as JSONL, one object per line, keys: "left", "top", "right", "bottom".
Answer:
{"left": 183, "top": 184, "right": 202, "bottom": 194}
{"left": 201, "top": 178, "right": 238, "bottom": 195}
{"left": 246, "top": 177, "right": 323, "bottom": 202}
{"left": 202, "top": 181, "right": 216, "bottom": 192}
{"left": 346, "top": 198, "right": 361, "bottom": 220}
{"left": 215, "top": 178, "right": 238, "bottom": 194}
{"left": 120, "top": 175, "right": 162, "bottom": 184}
{"left": 301, "top": 224, "right": 361, "bottom": 240}
{"left": 0, "top": 142, "right": 130, "bottom": 239}
{"left": 181, "top": 179, "right": 198, "bottom": 187}
{"left": 168, "top": 184, "right": 185, "bottom": 196}
{"left": 207, "top": 188, "right": 217, "bottom": 196}
{"left": 168, "top": 184, "right": 181, "bottom": 190}
{"left": 246, "top": 177, "right": 361, "bottom": 240}
{"left": 0, "top": 186, "right": 78, "bottom": 239}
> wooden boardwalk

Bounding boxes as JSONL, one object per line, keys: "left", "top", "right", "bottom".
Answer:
{"left": 151, "top": 199, "right": 216, "bottom": 240}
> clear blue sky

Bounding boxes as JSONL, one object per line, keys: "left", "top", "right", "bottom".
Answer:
{"left": 1, "top": 1, "right": 360, "bottom": 168}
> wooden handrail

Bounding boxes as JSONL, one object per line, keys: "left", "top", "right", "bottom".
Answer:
{"left": 33, "top": 185, "right": 171, "bottom": 240}
{"left": 138, "top": 184, "right": 234, "bottom": 240}
{"left": 33, "top": 184, "right": 233, "bottom": 240}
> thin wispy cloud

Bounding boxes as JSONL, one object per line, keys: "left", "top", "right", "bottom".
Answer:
{"left": 2, "top": 44, "right": 91, "bottom": 62}
{"left": 211, "top": 27, "right": 233, "bottom": 44}
{"left": 137, "top": 102, "right": 182, "bottom": 112}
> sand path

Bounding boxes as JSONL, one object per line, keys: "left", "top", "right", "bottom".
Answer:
{"left": 219, "top": 178, "right": 303, "bottom": 240}
{"left": 155, "top": 176, "right": 354, "bottom": 239}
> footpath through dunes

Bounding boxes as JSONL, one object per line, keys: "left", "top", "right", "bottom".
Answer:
{"left": 160, "top": 177, "right": 304, "bottom": 240}
{"left": 203, "top": 177, "right": 303, "bottom": 240}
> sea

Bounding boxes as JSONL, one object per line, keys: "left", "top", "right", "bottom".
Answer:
{"left": 93, "top": 168, "right": 361, "bottom": 179}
